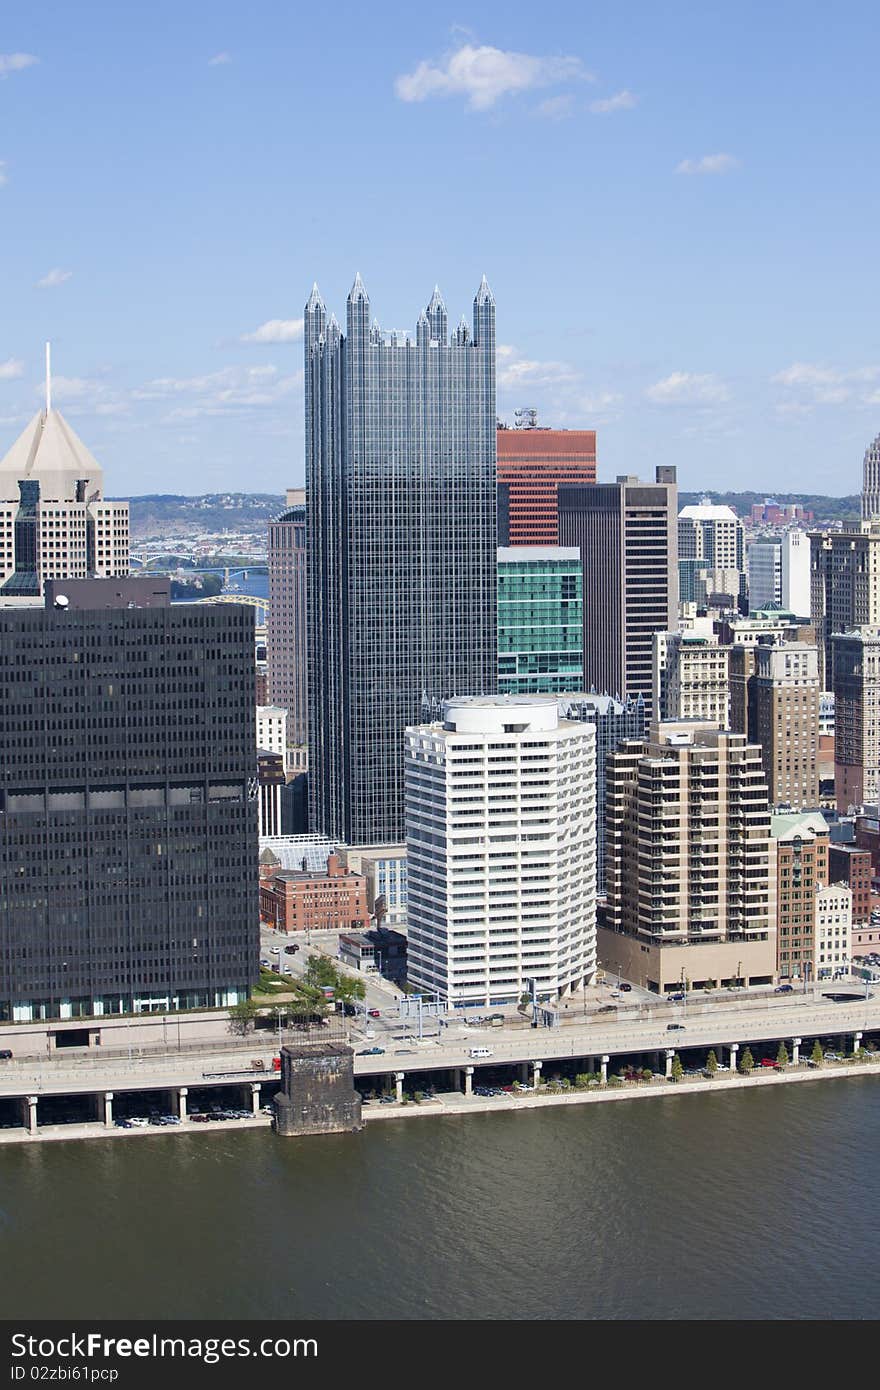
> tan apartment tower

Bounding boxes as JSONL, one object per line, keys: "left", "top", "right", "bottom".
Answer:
{"left": 602, "top": 720, "right": 776, "bottom": 993}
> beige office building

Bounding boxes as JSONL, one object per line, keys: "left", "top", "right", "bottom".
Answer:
{"left": 0, "top": 374, "right": 129, "bottom": 602}
{"left": 654, "top": 631, "right": 729, "bottom": 725}
{"left": 810, "top": 524, "right": 880, "bottom": 688}
{"left": 832, "top": 626, "right": 880, "bottom": 812}
{"left": 602, "top": 721, "right": 776, "bottom": 993}
{"left": 752, "top": 641, "right": 820, "bottom": 809}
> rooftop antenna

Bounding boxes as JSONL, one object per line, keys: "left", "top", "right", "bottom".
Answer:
{"left": 45, "top": 342, "right": 51, "bottom": 414}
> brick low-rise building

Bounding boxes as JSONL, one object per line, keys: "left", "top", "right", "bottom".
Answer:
{"left": 772, "top": 811, "right": 829, "bottom": 983}
{"left": 259, "top": 852, "right": 369, "bottom": 934}
{"left": 828, "top": 843, "right": 871, "bottom": 925}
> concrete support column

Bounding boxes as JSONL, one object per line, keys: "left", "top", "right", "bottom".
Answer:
{"left": 792, "top": 1038, "right": 802, "bottom": 1066}
{"left": 26, "top": 1095, "right": 38, "bottom": 1133}
{"left": 730, "top": 1043, "right": 739, "bottom": 1073}
{"left": 465, "top": 1066, "right": 474, "bottom": 1097}
{"left": 854, "top": 1032, "right": 863, "bottom": 1057}
{"left": 600, "top": 1055, "right": 610, "bottom": 1085}
{"left": 665, "top": 1049, "right": 675, "bottom": 1080}
{"left": 587, "top": 1056, "right": 596, "bottom": 1074}
{"left": 251, "top": 1083, "right": 261, "bottom": 1115}
{"left": 103, "top": 1091, "right": 114, "bottom": 1128}
{"left": 452, "top": 1069, "right": 461, "bottom": 1091}
{"left": 178, "top": 1087, "right": 188, "bottom": 1123}
{"left": 531, "top": 1061, "right": 543, "bottom": 1089}
{"left": 395, "top": 1072, "right": 404, "bottom": 1104}
{"left": 519, "top": 1062, "right": 529, "bottom": 1083}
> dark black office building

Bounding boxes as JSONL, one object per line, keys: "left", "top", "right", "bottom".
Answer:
{"left": 0, "top": 580, "right": 259, "bottom": 1021}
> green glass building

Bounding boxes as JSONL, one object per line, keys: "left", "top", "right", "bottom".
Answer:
{"left": 498, "top": 547, "right": 583, "bottom": 694}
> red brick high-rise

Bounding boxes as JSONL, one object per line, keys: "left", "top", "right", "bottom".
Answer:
{"left": 497, "top": 417, "right": 596, "bottom": 545}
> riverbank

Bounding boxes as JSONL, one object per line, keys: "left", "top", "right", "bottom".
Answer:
{"left": 2, "top": 1056, "right": 878, "bottom": 1145}
{"left": 362, "top": 1056, "right": 880, "bottom": 1120}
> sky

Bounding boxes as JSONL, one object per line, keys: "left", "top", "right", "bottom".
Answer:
{"left": 1, "top": 0, "right": 879, "bottom": 497}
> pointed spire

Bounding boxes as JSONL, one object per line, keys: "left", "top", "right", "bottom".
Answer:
{"left": 45, "top": 341, "right": 52, "bottom": 414}
{"left": 349, "top": 271, "right": 369, "bottom": 303}
{"left": 305, "top": 282, "right": 324, "bottom": 312}
{"left": 427, "top": 284, "right": 446, "bottom": 312}
{"left": 475, "top": 274, "right": 494, "bottom": 305}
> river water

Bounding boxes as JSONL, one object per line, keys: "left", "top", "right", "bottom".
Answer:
{"left": 2, "top": 1079, "right": 879, "bottom": 1320}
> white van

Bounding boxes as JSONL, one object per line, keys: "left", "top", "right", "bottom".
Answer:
{"left": 469, "top": 1047, "right": 493, "bottom": 1059}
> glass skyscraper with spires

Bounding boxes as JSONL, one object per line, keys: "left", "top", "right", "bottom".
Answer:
{"left": 305, "top": 275, "right": 497, "bottom": 844}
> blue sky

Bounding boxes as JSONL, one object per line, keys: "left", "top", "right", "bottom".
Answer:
{"left": 1, "top": 0, "right": 879, "bottom": 496}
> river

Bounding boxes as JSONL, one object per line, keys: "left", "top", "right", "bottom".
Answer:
{"left": 2, "top": 1079, "right": 878, "bottom": 1319}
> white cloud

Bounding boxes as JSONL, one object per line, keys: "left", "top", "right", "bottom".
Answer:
{"left": 772, "top": 361, "right": 880, "bottom": 408}
{"left": 45, "top": 375, "right": 104, "bottom": 402}
{"left": 497, "top": 344, "right": 577, "bottom": 389}
{"left": 646, "top": 372, "right": 729, "bottom": 405}
{"left": 208, "top": 52, "right": 231, "bottom": 66}
{"left": 36, "top": 268, "right": 73, "bottom": 289}
{"left": 133, "top": 364, "right": 302, "bottom": 419}
{"left": 675, "top": 153, "right": 739, "bottom": 175}
{"left": 395, "top": 43, "right": 590, "bottom": 111}
{"left": 536, "top": 94, "right": 576, "bottom": 121}
{"left": 0, "top": 358, "right": 23, "bottom": 380}
{"left": 0, "top": 53, "right": 38, "bottom": 78}
{"left": 578, "top": 390, "right": 622, "bottom": 413}
{"left": 241, "top": 318, "right": 304, "bottom": 344}
{"left": 590, "top": 89, "right": 637, "bottom": 114}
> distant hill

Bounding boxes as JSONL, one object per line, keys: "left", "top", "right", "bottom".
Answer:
{"left": 114, "top": 493, "right": 286, "bottom": 538}
{"left": 118, "top": 488, "right": 862, "bottom": 539}
{"left": 678, "top": 490, "right": 860, "bottom": 524}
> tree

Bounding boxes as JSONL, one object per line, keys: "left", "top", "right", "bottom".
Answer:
{"left": 641, "top": 1068, "right": 653, "bottom": 1082}
{"left": 574, "top": 1074, "right": 591, "bottom": 1089}
{"left": 705, "top": 1049, "right": 718, "bottom": 1077}
{"left": 304, "top": 955, "right": 338, "bottom": 989}
{"left": 739, "top": 1046, "right": 755, "bottom": 1074}
{"left": 228, "top": 997, "right": 260, "bottom": 1036}
{"left": 670, "top": 1053, "right": 684, "bottom": 1083}
{"left": 776, "top": 1041, "right": 789, "bottom": 1069}
{"left": 811, "top": 1039, "right": 824, "bottom": 1066}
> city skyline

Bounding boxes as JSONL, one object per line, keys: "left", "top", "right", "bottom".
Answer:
{"left": 2, "top": 3, "right": 880, "bottom": 495}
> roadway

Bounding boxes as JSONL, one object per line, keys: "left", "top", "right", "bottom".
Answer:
{"left": 2, "top": 993, "right": 878, "bottom": 1100}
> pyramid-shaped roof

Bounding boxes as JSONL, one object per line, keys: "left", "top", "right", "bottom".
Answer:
{"left": 0, "top": 408, "right": 105, "bottom": 503}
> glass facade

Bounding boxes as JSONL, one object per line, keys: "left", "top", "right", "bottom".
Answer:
{"left": 497, "top": 547, "right": 583, "bottom": 694}
{"left": 0, "top": 595, "right": 259, "bottom": 1020}
{"left": 306, "top": 276, "right": 497, "bottom": 845}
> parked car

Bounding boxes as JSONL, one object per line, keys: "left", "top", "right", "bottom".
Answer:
{"left": 619, "top": 983, "right": 633, "bottom": 992}
{"left": 668, "top": 992, "right": 685, "bottom": 1002}
{"left": 597, "top": 1004, "right": 616, "bottom": 1014}
{"left": 368, "top": 1009, "right": 381, "bottom": 1018}
{"left": 666, "top": 1023, "right": 685, "bottom": 1031}
{"left": 760, "top": 1058, "right": 780, "bottom": 1068}
{"left": 284, "top": 944, "right": 299, "bottom": 954}
{"left": 357, "top": 1047, "right": 385, "bottom": 1056}
{"left": 0, "top": 1049, "right": 12, "bottom": 1060}
{"left": 774, "top": 984, "right": 794, "bottom": 994}
{"left": 115, "top": 1118, "right": 133, "bottom": 1129}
